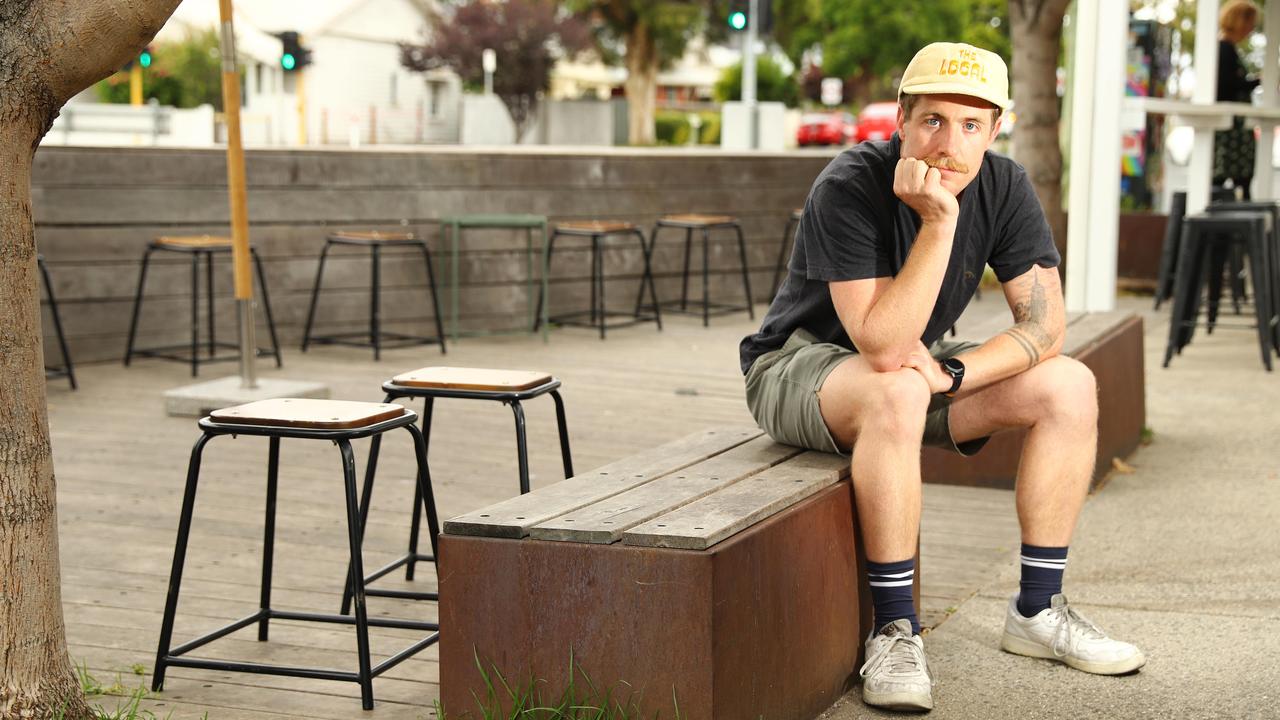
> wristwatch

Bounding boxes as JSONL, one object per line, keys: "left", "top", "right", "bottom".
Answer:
{"left": 939, "top": 357, "right": 965, "bottom": 397}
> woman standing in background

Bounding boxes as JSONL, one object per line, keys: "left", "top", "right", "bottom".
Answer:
{"left": 1215, "top": 0, "right": 1260, "bottom": 199}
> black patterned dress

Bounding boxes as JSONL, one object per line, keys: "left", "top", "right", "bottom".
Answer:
{"left": 1214, "top": 38, "right": 1260, "bottom": 194}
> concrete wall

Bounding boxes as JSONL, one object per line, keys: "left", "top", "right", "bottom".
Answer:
{"left": 32, "top": 145, "right": 837, "bottom": 364}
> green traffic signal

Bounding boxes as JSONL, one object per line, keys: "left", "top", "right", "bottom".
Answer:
{"left": 729, "top": 10, "right": 747, "bottom": 30}
{"left": 281, "top": 53, "right": 296, "bottom": 71}
{"left": 139, "top": 49, "right": 152, "bottom": 68}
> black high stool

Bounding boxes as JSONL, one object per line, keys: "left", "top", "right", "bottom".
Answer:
{"left": 533, "top": 220, "right": 662, "bottom": 339}
{"left": 301, "top": 230, "right": 446, "bottom": 360}
{"left": 647, "top": 214, "right": 755, "bottom": 326}
{"left": 124, "top": 236, "right": 282, "bottom": 377}
{"left": 37, "top": 254, "right": 76, "bottom": 390}
{"left": 152, "top": 399, "right": 440, "bottom": 711}
{"left": 769, "top": 208, "right": 803, "bottom": 300}
{"left": 1206, "top": 200, "right": 1280, "bottom": 345}
{"left": 338, "top": 366, "right": 573, "bottom": 616}
{"left": 1163, "top": 211, "right": 1276, "bottom": 371}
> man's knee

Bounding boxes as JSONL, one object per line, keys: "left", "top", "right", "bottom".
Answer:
{"left": 862, "top": 368, "right": 932, "bottom": 441}
{"left": 1031, "top": 357, "right": 1098, "bottom": 427}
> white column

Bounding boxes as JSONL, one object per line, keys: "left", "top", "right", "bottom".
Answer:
{"left": 1254, "top": 1, "right": 1280, "bottom": 199}
{"left": 1187, "top": 0, "right": 1221, "bottom": 213}
{"left": 1064, "top": 0, "right": 1128, "bottom": 312}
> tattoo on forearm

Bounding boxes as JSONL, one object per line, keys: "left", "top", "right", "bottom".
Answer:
{"left": 1003, "top": 268, "right": 1055, "bottom": 368}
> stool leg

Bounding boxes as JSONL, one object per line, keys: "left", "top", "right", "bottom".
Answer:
{"left": 510, "top": 400, "right": 531, "bottom": 495}
{"left": 634, "top": 228, "right": 663, "bottom": 329}
{"left": 550, "top": 389, "right": 574, "bottom": 478}
{"left": 301, "top": 241, "right": 333, "bottom": 352}
{"left": 258, "top": 437, "right": 280, "bottom": 641}
{"left": 337, "top": 439, "right": 375, "bottom": 710}
{"left": 1180, "top": 236, "right": 1211, "bottom": 352}
{"left": 205, "top": 250, "right": 216, "bottom": 359}
{"left": 153, "top": 433, "right": 214, "bottom": 692}
{"left": 681, "top": 227, "right": 693, "bottom": 312}
{"left": 251, "top": 249, "right": 284, "bottom": 368}
{"left": 404, "top": 423, "right": 441, "bottom": 564}
{"left": 595, "top": 235, "right": 606, "bottom": 340}
{"left": 589, "top": 234, "right": 599, "bottom": 326}
{"left": 1164, "top": 227, "right": 1200, "bottom": 368}
{"left": 1206, "top": 242, "right": 1227, "bottom": 334}
{"left": 124, "top": 246, "right": 155, "bottom": 367}
{"left": 371, "top": 244, "right": 382, "bottom": 361}
{"left": 39, "top": 257, "right": 77, "bottom": 390}
{"left": 406, "top": 397, "right": 434, "bottom": 580}
{"left": 189, "top": 251, "right": 200, "bottom": 377}
{"left": 734, "top": 224, "right": 755, "bottom": 319}
{"left": 701, "top": 227, "right": 711, "bottom": 327}
{"left": 1230, "top": 244, "right": 1247, "bottom": 314}
{"left": 340, "top": 433, "right": 383, "bottom": 616}
{"left": 416, "top": 241, "right": 447, "bottom": 353}
{"left": 533, "top": 231, "right": 560, "bottom": 332}
{"left": 1246, "top": 231, "right": 1274, "bottom": 371}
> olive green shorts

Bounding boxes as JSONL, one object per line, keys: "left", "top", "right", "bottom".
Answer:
{"left": 744, "top": 328, "right": 990, "bottom": 456}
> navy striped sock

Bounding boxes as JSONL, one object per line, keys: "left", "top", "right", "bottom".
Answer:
{"left": 867, "top": 558, "right": 919, "bottom": 635}
{"left": 1017, "top": 543, "right": 1068, "bottom": 617}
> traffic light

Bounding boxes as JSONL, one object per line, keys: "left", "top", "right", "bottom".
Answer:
{"left": 277, "top": 31, "right": 312, "bottom": 72}
{"left": 139, "top": 46, "right": 153, "bottom": 68}
{"left": 728, "top": 0, "right": 748, "bottom": 31}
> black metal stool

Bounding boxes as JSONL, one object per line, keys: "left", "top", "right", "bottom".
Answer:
{"left": 1163, "top": 211, "right": 1276, "bottom": 371}
{"left": 1205, "top": 200, "right": 1280, "bottom": 346}
{"left": 301, "top": 230, "right": 446, "bottom": 360}
{"left": 37, "top": 254, "right": 76, "bottom": 390}
{"left": 647, "top": 214, "right": 755, "bottom": 326}
{"left": 338, "top": 366, "right": 573, "bottom": 616}
{"left": 533, "top": 221, "right": 662, "bottom": 339}
{"left": 153, "top": 399, "right": 440, "bottom": 711}
{"left": 770, "top": 208, "right": 803, "bottom": 301}
{"left": 123, "top": 236, "right": 282, "bottom": 377}
{"left": 1154, "top": 192, "right": 1187, "bottom": 311}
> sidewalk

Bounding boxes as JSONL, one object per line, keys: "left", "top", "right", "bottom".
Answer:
{"left": 822, "top": 295, "right": 1280, "bottom": 719}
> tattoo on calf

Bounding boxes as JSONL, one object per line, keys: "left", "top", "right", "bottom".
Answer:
{"left": 1004, "top": 268, "right": 1054, "bottom": 367}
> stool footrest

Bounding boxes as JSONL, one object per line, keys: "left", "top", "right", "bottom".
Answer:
{"left": 131, "top": 344, "right": 276, "bottom": 364}
{"left": 656, "top": 301, "right": 751, "bottom": 317}
{"left": 360, "top": 552, "right": 436, "bottom": 586}
{"left": 308, "top": 333, "right": 445, "bottom": 351}
{"left": 549, "top": 309, "right": 662, "bottom": 332}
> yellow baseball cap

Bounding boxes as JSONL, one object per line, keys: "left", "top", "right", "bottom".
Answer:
{"left": 898, "top": 42, "right": 1011, "bottom": 110}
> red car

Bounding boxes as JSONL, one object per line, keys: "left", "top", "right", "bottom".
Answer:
{"left": 796, "top": 112, "right": 856, "bottom": 147}
{"left": 855, "top": 102, "right": 899, "bottom": 143}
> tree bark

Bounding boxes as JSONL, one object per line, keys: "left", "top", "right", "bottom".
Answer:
{"left": 1008, "top": 0, "right": 1071, "bottom": 263}
{"left": 0, "top": 2, "right": 180, "bottom": 718}
{"left": 624, "top": 18, "right": 658, "bottom": 145}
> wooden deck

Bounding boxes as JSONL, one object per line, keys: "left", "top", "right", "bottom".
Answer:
{"left": 52, "top": 295, "right": 1024, "bottom": 719}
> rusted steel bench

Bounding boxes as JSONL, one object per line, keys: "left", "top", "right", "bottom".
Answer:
{"left": 438, "top": 427, "right": 911, "bottom": 720}
{"left": 923, "top": 310, "right": 1146, "bottom": 489}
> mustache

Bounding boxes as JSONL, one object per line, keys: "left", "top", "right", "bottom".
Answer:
{"left": 922, "top": 155, "right": 969, "bottom": 174}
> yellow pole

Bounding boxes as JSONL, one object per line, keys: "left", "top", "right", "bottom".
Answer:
{"left": 296, "top": 64, "right": 308, "bottom": 146}
{"left": 217, "top": 0, "right": 258, "bottom": 387}
{"left": 130, "top": 64, "right": 143, "bottom": 106}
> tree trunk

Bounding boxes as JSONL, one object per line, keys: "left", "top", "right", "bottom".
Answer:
{"left": 0, "top": 2, "right": 180, "bottom": 718}
{"left": 624, "top": 19, "right": 658, "bottom": 146}
{"left": 1008, "top": 0, "right": 1071, "bottom": 263}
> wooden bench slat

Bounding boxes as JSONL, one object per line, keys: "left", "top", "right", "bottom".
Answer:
{"left": 441, "top": 427, "right": 762, "bottom": 539}
{"left": 527, "top": 436, "right": 802, "bottom": 544}
{"left": 622, "top": 451, "right": 850, "bottom": 550}
{"left": 1062, "top": 311, "right": 1135, "bottom": 357}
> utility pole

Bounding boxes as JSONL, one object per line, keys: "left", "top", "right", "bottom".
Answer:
{"left": 742, "top": 0, "right": 759, "bottom": 149}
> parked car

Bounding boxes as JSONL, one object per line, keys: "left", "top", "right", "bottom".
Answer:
{"left": 796, "top": 112, "right": 856, "bottom": 147}
{"left": 855, "top": 102, "right": 899, "bottom": 143}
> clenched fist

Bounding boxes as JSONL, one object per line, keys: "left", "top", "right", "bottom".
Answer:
{"left": 894, "top": 157, "right": 959, "bottom": 224}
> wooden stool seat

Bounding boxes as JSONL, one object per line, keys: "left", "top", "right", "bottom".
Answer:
{"left": 390, "top": 366, "right": 553, "bottom": 392}
{"left": 209, "top": 399, "right": 408, "bottom": 429}
{"left": 155, "top": 235, "right": 233, "bottom": 248}
{"left": 329, "top": 230, "right": 417, "bottom": 243}
{"left": 554, "top": 220, "right": 636, "bottom": 235}
{"left": 658, "top": 214, "right": 737, "bottom": 227}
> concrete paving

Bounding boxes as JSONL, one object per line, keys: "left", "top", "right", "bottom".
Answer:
{"left": 821, "top": 295, "right": 1280, "bottom": 719}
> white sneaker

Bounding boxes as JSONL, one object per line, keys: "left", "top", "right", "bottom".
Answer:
{"left": 1001, "top": 593, "right": 1146, "bottom": 675}
{"left": 860, "top": 618, "right": 934, "bottom": 712}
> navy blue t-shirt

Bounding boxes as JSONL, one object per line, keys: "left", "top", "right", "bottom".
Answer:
{"left": 739, "top": 133, "right": 1059, "bottom": 374}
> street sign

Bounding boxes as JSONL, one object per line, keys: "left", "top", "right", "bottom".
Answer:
{"left": 821, "top": 77, "right": 843, "bottom": 106}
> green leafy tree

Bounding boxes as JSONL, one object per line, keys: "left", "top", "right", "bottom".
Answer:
{"left": 714, "top": 56, "right": 800, "bottom": 106}
{"left": 95, "top": 27, "right": 224, "bottom": 108}
{"left": 564, "top": 1, "right": 709, "bottom": 144}
{"left": 402, "top": 0, "right": 591, "bottom": 141}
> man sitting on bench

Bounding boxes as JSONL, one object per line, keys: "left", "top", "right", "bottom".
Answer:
{"left": 738, "top": 42, "right": 1145, "bottom": 712}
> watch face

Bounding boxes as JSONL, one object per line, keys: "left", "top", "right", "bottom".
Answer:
{"left": 942, "top": 358, "right": 964, "bottom": 375}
